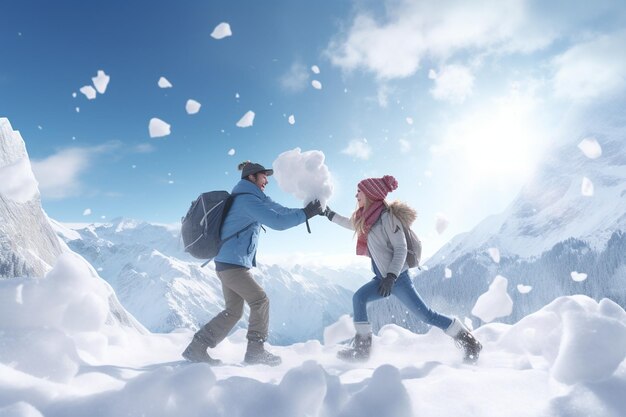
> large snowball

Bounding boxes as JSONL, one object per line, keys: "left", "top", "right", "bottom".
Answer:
{"left": 272, "top": 148, "right": 334, "bottom": 206}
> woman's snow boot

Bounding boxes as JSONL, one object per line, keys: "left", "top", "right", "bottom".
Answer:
{"left": 337, "top": 333, "right": 372, "bottom": 361}
{"left": 445, "top": 318, "right": 482, "bottom": 363}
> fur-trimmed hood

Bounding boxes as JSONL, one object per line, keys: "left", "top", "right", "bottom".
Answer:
{"left": 387, "top": 200, "right": 417, "bottom": 226}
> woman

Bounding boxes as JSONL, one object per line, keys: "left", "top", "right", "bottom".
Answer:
{"left": 323, "top": 175, "right": 482, "bottom": 363}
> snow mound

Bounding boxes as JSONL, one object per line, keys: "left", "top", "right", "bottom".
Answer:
{"left": 0, "top": 283, "right": 625, "bottom": 416}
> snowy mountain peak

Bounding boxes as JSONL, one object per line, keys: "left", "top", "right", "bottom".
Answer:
{"left": 430, "top": 132, "right": 626, "bottom": 265}
{"left": 0, "top": 118, "right": 63, "bottom": 277}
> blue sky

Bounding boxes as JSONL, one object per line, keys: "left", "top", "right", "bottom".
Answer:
{"left": 2, "top": 0, "right": 625, "bottom": 262}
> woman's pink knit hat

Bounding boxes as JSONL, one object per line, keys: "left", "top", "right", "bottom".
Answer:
{"left": 358, "top": 175, "right": 398, "bottom": 201}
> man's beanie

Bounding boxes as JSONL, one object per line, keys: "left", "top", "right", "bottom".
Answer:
{"left": 358, "top": 175, "right": 398, "bottom": 201}
{"left": 238, "top": 161, "right": 274, "bottom": 179}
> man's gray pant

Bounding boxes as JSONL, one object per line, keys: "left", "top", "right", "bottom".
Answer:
{"left": 194, "top": 267, "right": 269, "bottom": 346}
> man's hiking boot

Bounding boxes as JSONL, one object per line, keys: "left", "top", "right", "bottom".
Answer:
{"left": 182, "top": 335, "right": 222, "bottom": 365}
{"left": 244, "top": 340, "right": 282, "bottom": 366}
{"left": 337, "top": 333, "right": 372, "bottom": 362}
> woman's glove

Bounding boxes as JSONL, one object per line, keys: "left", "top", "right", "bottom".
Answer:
{"left": 321, "top": 206, "right": 335, "bottom": 221}
{"left": 378, "top": 273, "right": 397, "bottom": 297}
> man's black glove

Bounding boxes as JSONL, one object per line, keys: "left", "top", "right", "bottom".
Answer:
{"left": 321, "top": 206, "right": 335, "bottom": 220}
{"left": 378, "top": 273, "right": 397, "bottom": 297}
{"left": 303, "top": 199, "right": 323, "bottom": 219}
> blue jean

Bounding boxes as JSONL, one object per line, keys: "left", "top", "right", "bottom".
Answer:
{"left": 352, "top": 262, "right": 453, "bottom": 330}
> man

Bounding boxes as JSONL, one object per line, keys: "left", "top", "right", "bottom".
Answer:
{"left": 182, "top": 161, "right": 323, "bottom": 366}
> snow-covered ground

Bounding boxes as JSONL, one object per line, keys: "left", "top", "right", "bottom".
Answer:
{"left": 1, "top": 252, "right": 625, "bottom": 417}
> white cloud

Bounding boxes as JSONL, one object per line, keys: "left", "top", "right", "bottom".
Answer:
{"left": 280, "top": 62, "right": 309, "bottom": 92}
{"left": 158, "top": 77, "right": 172, "bottom": 88}
{"left": 326, "top": 0, "right": 617, "bottom": 80}
{"left": 92, "top": 70, "right": 110, "bottom": 94}
{"left": 377, "top": 85, "right": 391, "bottom": 107}
{"left": 236, "top": 111, "right": 255, "bottom": 128}
{"left": 134, "top": 143, "right": 155, "bottom": 153}
{"left": 211, "top": 22, "right": 232, "bottom": 40}
{"left": 341, "top": 139, "right": 371, "bottom": 160}
{"left": 552, "top": 30, "right": 626, "bottom": 100}
{"left": 399, "top": 139, "right": 411, "bottom": 152}
{"left": 429, "top": 64, "right": 474, "bottom": 103}
{"left": 185, "top": 99, "right": 201, "bottom": 115}
{"left": 149, "top": 118, "right": 171, "bottom": 138}
{"left": 80, "top": 86, "right": 96, "bottom": 100}
{"left": 31, "top": 148, "right": 94, "bottom": 199}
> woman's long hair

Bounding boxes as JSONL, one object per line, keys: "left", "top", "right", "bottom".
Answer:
{"left": 350, "top": 197, "right": 390, "bottom": 236}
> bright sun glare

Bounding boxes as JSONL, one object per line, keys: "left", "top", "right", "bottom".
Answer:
{"left": 441, "top": 95, "right": 545, "bottom": 186}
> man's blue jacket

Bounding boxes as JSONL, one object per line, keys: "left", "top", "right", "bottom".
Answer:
{"left": 214, "top": 179, "right": 306, "bottom": 268}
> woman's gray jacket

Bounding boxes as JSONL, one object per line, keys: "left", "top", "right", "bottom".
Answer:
{"left": 331, "top": 211, "right": 408, "bottom": 278}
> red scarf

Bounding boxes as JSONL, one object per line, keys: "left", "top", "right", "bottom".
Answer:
{"left": 354, "top": 201, "right": 385, "bottom": 256}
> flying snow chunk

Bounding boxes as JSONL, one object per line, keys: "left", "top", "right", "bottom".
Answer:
{"left": 311, "top": 80, "right": 322, "bottom": 90}
{"left": 72, "top": 92, "right": 77, "bottom": 98}
{"left": 444, "top": 268, "right": 452, "bottom": 279}
{"left": 435, "top": 213, "right": 449, "bottom": 234}
{"left": 487, "top": 247, "right": 500, "bottom": 263}
{"left": 80, "top": 85, "right": 97, "bottom": 100}
{"left": 149, "top": 118, "right": 171, "bottom": 138}
{"left": 288, "top": 115, "right": 295, "bottom": 125}
{"left": 517, "top": 284, "right": 532, "bottom": 294}
{"left": 578, "top": 137, "right": 602, "bottom": 159}
{"left": 211, "top": 22, "right": 232, "bottom": 39}
{"left": 75, "top": 107, "right": 80, "bottom": 113}
{"left": 92, "top": 70, "right": 110, "bottom": 94}
{"left": 228, "top": 148, "right": 235, "bottom": 156}
{"left": 158, "top": 77, "right": 172, "bottom": 88}
{"left": 185, "top": 99, "right": 201, "bottom": 115}
{"left": 311, "top": 65, "right": 320, "bottom": 74}
{"left": 472, "top": 275, "right": 513, "bottom": 322}
{"left": 406, "top": 117, "right": 414, "bottom": 125}
{"left": 236, "top": 111, "right": 255, "bottom": 128}
{"left": 83, "top": 208, "right": 92, "bottom": 216}
{"left": 428, "top": 69, "right": 437, "bottom": 79}
{"left": 571, "top": 271, "right": 588, "bottom": 282}
{"left": 581, "top": 177, "right": 594, "bottom": 196}
{"left": 272, "top": 147, "right": 333, "bottom": 207}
